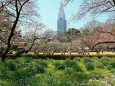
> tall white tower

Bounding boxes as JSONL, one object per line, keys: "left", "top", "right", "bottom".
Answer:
{"left": 57, "top": 1, "right": 67, "bottom": 34}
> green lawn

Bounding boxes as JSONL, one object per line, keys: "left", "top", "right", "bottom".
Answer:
{"left": 0, "top": 56, "right": 115, "bottom": 86}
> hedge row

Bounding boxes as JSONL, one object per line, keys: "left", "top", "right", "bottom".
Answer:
{"left": 0, "top": 54, "right": 115, "bottom": 60}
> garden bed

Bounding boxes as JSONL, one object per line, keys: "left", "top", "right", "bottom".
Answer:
{"left": 0, "top": 57, "right": 115, "bottom": 86}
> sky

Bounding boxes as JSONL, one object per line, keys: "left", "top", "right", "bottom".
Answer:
{"left": 38, "top": 0, "right": 109, "bottom": 31}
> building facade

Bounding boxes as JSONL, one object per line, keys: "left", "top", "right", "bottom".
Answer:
{"left": 57, "top": 2, "right": 67, "bottom": 34}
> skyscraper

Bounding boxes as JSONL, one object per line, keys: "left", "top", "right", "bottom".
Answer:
{"left": 57, "top": 2, "right": 67, "bottom": 34}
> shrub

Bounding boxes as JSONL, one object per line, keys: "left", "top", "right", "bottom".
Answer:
{"left": 111, "top": 69, "right": 115, "bottom": 74}
{"left": 36, "top": 60, "right": 47, "bottom": 68}
{"left": 76, "top": 72, "right": 89, "bottom": 83}
{"left": 53, "top": 62, "right": 65, "bottom": 70}
{"left": 73, "top": 63, "right": 83, "bottom": 72}
{"left": 13, "top": 68, "right": 31, "bottom": 79}
{"left": 101, "top": 57, "right": 110, "bottom": 66}
{"left": 45, "top": 73, "right": 54, "bottom": 85}
{"left": 96, "top": 63, "right": 104, "bottom": 69}
{"left": 0, "top": 80, "right": 10, "bottom": 86}
{"left": 107, "top": 65, "right": 112, "bottom": 70}
{"left": 85, "top": 62, "right": 94, "bottom": 70}
{"left": 65, "top": 68, "right": 73, "bottom": 76}
{"left": 110, "top": 61, "right": 115, "bottom": 68}
{"left": 27, "top": 62, "right": 46, "bottom": 74}
{"left": 59, "top": 81, "right": 71, "bottom": 86}
{"left": 5, "top": 59, "right": 16, "bottom": 71}
{"left": 64, "top": 59, "right": 76, "bottom": 67}
{"left": 35, "top": 64, "right": 46, "bottom": 73}
{"left": 11, "top": 76, "right": 38, "bottom": 86}
{"left": 74, "top": 57, "right": 81, "bottom": 62}
{"left": 0, "top": 64, "right": 14, "bottom": 80}
{"left": 15, "top": 57, "right": 30, "bottom": 65}
{"left": 64, "top": 59, "right": 82, "bottom": 72}
{"left": 83, "top": 57, "right": 93, "bottom": 63}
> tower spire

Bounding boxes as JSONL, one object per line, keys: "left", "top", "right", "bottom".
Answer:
{"left": 58, "top": 1, "right": 65, "bottom": 19}
{"left": 57, "top": 1, "right": 67, "bottom": 34}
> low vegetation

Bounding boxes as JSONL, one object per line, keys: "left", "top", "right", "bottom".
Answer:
{"left": 0, "top": 56, "right": 115, "bottom": 86}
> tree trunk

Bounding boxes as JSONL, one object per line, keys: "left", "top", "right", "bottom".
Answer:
{"left": 1, "top": 14, "right": 20, "bottom": 62}
{"left": 92, "top": 41, "right": 115, "bottom": 50}
{"left": 14, "top": 38, "right": 36, "bottom": 58}
{"left": 113, "top": 0, "right": 115, "bottom": 5}
{"left": 1, "top": 0, "right": 29, "bottom": 62}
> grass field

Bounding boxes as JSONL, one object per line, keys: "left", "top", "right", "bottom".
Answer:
{"left": 0, "top": 56, "right": 115, "bottom": 86}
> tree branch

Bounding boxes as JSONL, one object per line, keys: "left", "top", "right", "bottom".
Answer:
{"left": 18, "top": 0, "right": 29, "bottom": 13}
{"left": 80, "top": 38, "right": 93, "bottom": 50}
{"left": 1, "top": 0, "right": 29, "bottom": 62}
{"left": 112, "top": 0, "right": 115, "bottom": 5}
{"left": 96, "top": 29, "right": 115, "bottom": 37}
{"left": 17, "top": 0, "right": 21, "bottom": 6}
{"left": 92, "top": 41, "right": 115, "bottom": 49}
{"left": 15, "top": 0, "right": 19, "bottom": 14}
{"left": 14, "top": 37, "right": 37, "bottom": 57}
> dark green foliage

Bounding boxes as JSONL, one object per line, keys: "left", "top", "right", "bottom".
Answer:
{"left": 37, "top": 60, "right": 47, "bottom": 68}
{"left": 26, "top": 62, "right": 46, "bottom": 74}
{"left": 59, "top": 81, "right": 71, "bottom": 86}
{"left": 64, "top": 59, "right": 82, "bottom": 72}
{"left": 107, "top": 65, "right": 112, "bottom": 70}
{"left": 13, "top": 68, "right": 32, "bottom": 79}
{"left": 76, "top": 72, "right": 89, "bottom": 83}
{"left": 29, "top": 60, "right": 47, "bottom": 74}
{"left": 0, "top": 57, "right": 115, "bottom": 86}
{"left": 45, "top": 73, "right": 54, "bottom": 85}
{"left": 1, "top": 54, "right": 115, "bottom": 60}
{"left": 74, "top": 57, "right": 81, "bottom": 62}
{"left": 64, "top": 59, "right": 76, "bottom": 67}
{"left": 101, "top": 57, "right": 110, "bottom": 66}
{"left": 35, "top": 64, "right": 46, "bottom": 73}
{"left": 5, "top": 59, "right": 16, "bottom": 71}
{"left": 53, "top": 62, "right": 65, "bottom": 70}
{"left": 73, "top": 63, "right": 83, "bottom": 72}
{"left": 65, "top": 68, "right": 73, "bottom": 76}
{"left": 11, "top": 76, "right": 38, "bottom": 86}
{"left": 83, "top": 57, "right": 93, "bottom": 63}
{"left": 65, "top": 28, "right": 80, "bottom": 42}
{"left": 96, "top": 63, "right": 104, "bottom": 69}
{"left": 85, "top": 62, "right": 94, "bottom": 70}
{"left": 0, "top": 80, "right": 11, "bottom": 86}
{"left": 110, "top": 61, "right": 115, "bottom": 68}
{"left": 0, "top": 65, "right": 9, "bottom": 79}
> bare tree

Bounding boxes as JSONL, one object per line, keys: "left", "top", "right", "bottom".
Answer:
{"left": 96, "top": 21, "right": 115, "bottom": 36}
{"left": 64, "top": 0, "right": 115, "bottom": 51}
{"left": 80, "top": 28, "right": 99, "bottom": 50}
{"left": 92, "top": 21, "right": 115, "bottom": 49}
{"left": 68, "top": 0, "right": 115, "bottom": 21}
{"left": 13, "top": 21, "right": 46, "bottom": 57}
{"left": 0, "top": 0, "right": 39, "bottom": 62}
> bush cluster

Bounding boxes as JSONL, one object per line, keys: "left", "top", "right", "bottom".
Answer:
{"left": 53, "top": 61, "right": 65, "bottom": 70}
{"left": 64, "top": 59, "right": 82, "bottom": 72}
{"left": 0, "top": 56, "right": 115, "bottom": 86}
{"left": 85, "top": 62, "right": 94, "bottom": 70}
